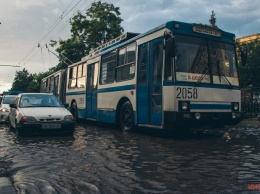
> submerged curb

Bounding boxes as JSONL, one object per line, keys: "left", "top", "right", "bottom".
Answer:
{"left": 0, "top": 177, "right": 16, "bottom": 194}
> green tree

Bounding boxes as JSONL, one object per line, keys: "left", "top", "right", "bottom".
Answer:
{"left": 237, "top": 38, "right": 260, "bottom": 88}
{"left": 50, "top": 1, "right": 124, "bottom": 69}
{"left": 11, "top": 68, "right": 34, "bottom": 92}
{"left": 11, "top": 69, "right": 48, "bottom": 92}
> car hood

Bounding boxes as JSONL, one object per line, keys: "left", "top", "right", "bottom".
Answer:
{"left": 20, "top": 107, "right": 72, "bottom": 120}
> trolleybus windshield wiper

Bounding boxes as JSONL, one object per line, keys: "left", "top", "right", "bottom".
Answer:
{"left": 216, "top": 61, "right": 233, "bottom": 88}
{"left": 194, "top": 66, "right": 209, "bottom": 86}
{"left": 217, "top": 69, "right": 233, "bottom": 88}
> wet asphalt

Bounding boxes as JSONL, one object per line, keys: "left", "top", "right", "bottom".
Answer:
{"left": 1, "top": 118, "right": 260, "bottom": 194}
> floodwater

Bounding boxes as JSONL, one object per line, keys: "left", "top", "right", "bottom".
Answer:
{"left": 0, "top": 120, "right": 260, "bottom": 194}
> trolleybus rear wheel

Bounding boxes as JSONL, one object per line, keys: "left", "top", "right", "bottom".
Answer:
{"left": 120, "top": 101, "right": 134, "bottom": 132}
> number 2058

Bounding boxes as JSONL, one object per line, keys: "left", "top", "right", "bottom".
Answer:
{"left": 176, "top": 87, "right": 198, "bottom": 99}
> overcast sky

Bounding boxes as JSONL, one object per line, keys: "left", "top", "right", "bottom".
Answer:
{"left": 0, "top": 0, "right": 260, "bottom": 93}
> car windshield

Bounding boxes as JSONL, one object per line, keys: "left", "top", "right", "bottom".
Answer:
{"left": 2, "top": 96, "right": 16, "bottom": 104}
{"left": 19, "top": 94, "right": 63, "bottom": 108}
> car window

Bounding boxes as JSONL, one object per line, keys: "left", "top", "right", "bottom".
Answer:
{"left": 2, "top": 96, "right": 16, "bottom": 104}
{"left": 20, "top": 95, "right": 63, "bottom": 108}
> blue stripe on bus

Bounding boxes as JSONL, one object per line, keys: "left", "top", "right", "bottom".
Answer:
{"left": 190, "top": 104, "right": 231, "bottom": 110}
{"left": 163, "top": 82, "right": 240, "bottom": 90}
{"left": 66, "top": 91, "right": 86, "bottom": 95}
{"left": 98, "top": 85, "right": 135, "bottom": 93}
{"left": 97, "top": 110, "right": 116, "bottom": 123}
{"left": 66, "top": 83, "right": 239, "bottom": 96}
{"left": 78, "top": 109, "right": 87, "bottom": 118}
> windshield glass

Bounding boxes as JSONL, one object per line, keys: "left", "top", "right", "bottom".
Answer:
{"left": 19, "top": 94, "right": 63, "bottom": 108}
{"left": 2, "top": 96, "right": 16, "bottom": 104}
{"left": 174, "top": 34, "right": 239, "bottom": 86}
{"left": 210, "top": 41, "right": 239, "bottom": 85}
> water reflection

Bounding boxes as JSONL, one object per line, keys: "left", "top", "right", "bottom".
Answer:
{"left": 0, "top": 122, "right": 260, "bottom": 193}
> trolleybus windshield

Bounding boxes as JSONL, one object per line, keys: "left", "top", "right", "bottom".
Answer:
{"left": 174, "top": 34, "right": 239, "bottom": 86}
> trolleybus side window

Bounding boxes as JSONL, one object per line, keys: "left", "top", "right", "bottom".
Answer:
{"left": 100, "top": 50, "right": 116, "bottom": 84}
{"left": 42, "top": 79, "right": 48, "bottom": 92}
{"left": 164, "top": 36, "right": 175, "bottom": 81}
{"left": 137, "top": 45, "right": 147, "bottom": 85}
{"left": 116, "top": 44, "right": 136, "bottom": 82}
{"left": 77, "top": 63, "right": 86, "bottom": 88}
{"left": 153, "top": 41, "right": 163, "bottom": 84}
{"left": 45, "top": 79, "right": 49, "bottom": 92}
{"left": 68, "top": 66, "right": 77, "bottom": 88}
{"left": 54, "top": 75, "right": 59, "bottom": 96}
{"left": 49, "top": 76, "right": 54, "bottom": 93}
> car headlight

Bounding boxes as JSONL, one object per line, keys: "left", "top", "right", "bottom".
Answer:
{"left": 0, "top": 108, "right": 9, "bottom": 112}
{"left": 20, "top": 116, "right": 36, "bottom": 122}
{"left": 63, "top": 115, "right": 75, "bottom": 121}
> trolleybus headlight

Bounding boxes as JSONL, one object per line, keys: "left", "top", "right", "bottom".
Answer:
{"left": 232, "top": 102, "right": 239, "bottom": 111}
{"left": 232, "top": 112, "right": 236, "bottom": 119}
{"left": 180, "top": 101, "right": 189, "bottom": 111}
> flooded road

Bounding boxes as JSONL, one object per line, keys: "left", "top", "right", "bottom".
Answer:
{"left": 1, "top": 120, "right": 260, "bottom": 194}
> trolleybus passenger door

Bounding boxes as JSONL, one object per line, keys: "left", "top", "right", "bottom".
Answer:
{"left": 150, "top": 39, "right": 163, "bottom": 125}
{"left": 137, "top": 43, "right": 149, "bottom": 124}
{"left": 137, "top": 39, "right": 163, "bottom": 126}
{"left": 86, "top": 63, "right": 98, "bottom": 119}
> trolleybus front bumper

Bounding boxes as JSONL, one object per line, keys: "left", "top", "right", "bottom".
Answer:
{"left": 164, "top": 111, "right": 243, "bottom": 128}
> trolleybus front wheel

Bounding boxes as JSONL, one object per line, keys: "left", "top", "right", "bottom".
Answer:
{"left": 120, "top": 101, "right": 134, "bottom": 132}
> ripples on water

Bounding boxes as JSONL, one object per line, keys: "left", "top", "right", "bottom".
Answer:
{"left": 1, "top": 122, "right": 260, "bottom": 194}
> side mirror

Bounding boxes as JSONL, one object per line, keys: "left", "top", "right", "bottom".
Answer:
{"left": 241, "top": 50, "right": 247, "bottom": 66}
{"left": 10, "top": 103, "right": 17, "bottom": 108}
{"left": 64, "top": 103, "right": 69, "bottom": 108}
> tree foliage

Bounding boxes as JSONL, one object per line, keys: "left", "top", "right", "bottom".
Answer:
{"left": 11, "top": 68, "right": 47, "bottom": 92}
{"left": 51, "top": 0, "right": 124, "bottom": 69}
{"left": 237, "top": 38, "right": 260, "bottom": 88}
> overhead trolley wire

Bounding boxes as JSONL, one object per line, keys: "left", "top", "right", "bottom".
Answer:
{"left": 17, "top": 0, "right": 85, "bottom": 67}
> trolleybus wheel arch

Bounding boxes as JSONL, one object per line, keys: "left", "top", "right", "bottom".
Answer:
{"left": 119, "top": 101, "right": 134, "bottom": 132}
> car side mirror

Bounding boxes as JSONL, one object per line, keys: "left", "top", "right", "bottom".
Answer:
{"left": 64, "top": 103, "right": 69, "bottom": 108}
{"left": 10, "top": 103, "right": 17, "bottom": 108}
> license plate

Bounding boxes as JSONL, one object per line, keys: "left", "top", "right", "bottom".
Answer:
{"left": 41, "top": 124, "right": 61, "bottom": 129}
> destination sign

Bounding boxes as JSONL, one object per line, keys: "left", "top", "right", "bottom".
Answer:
{"left": 193, "top": 25, "right": 222, "bottom": 37}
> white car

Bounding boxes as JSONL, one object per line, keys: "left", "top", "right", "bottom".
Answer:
{"left": 0, "top": 95, "right": 16, "bottom": 122}
{"left": 9, "top": 93, "right": 75, "bottom": 136}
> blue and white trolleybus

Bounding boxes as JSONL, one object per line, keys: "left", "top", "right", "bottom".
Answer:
{"left": 45, "top": 20, "right": 242, "bottom": 131}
